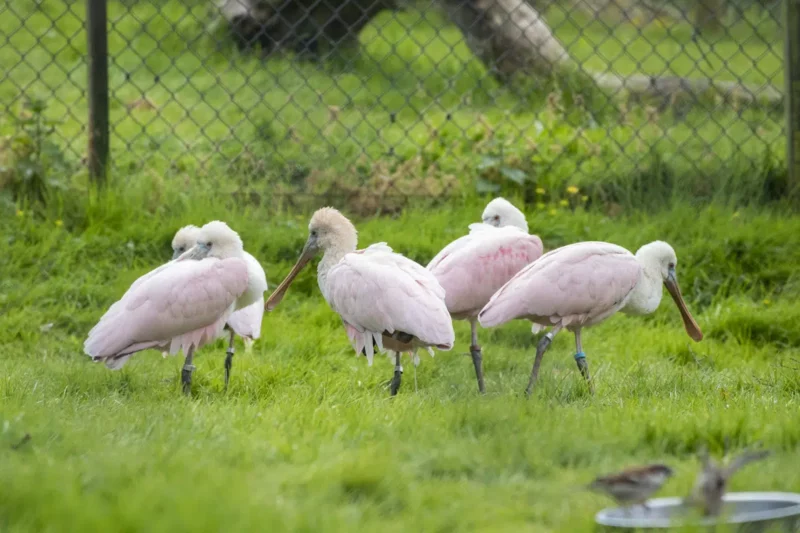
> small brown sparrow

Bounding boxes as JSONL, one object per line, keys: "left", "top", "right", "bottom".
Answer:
{"left": 588, "top": 464, "right": 674, "bottom": 508}
{"left": 684, "top": 447, "right": 771, "bottom": 517}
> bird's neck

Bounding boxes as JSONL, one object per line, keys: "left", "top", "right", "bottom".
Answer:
{"left": 316, "top": 239, "right": 357, "bottom": 292}
{"left": 622, "top": 262, "right": 663, "bottom": 315}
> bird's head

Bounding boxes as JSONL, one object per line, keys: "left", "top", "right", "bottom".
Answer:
{"left": 264, "top": 207, "right": 357, "bottom": 312}
{"left": 171, "top": 225, "right": 200, "bottom": 260}
{"left": 481, "top": 197, "right": 528, "bottom": 232}
{"left": 636, "top": 241, "right": 703, "bottom": 342}
{"left": 189, "top": 221, "right": 244, "bottom": 260}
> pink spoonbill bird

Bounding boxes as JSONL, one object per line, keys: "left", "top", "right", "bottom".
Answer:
{"left": 84, "top": 221, "right": 260, "bottom": 393}
{"left": 478, "top": 241, "right": 703, "bottom": 395}
{"left": 265, "top": 207, "right": 455, "bottom": 395}
{"left": 171, "top": 225, "right": 268, "bottom": 388}
{"left": 427, "top": 197, "right": 543, "bottom": 393}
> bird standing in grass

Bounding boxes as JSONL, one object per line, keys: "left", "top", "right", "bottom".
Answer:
{"left": 85, "top": 221, "right": 259, "bottom": 393}
{"left": 478, "top": 240, "right": 703, "bottom": 395}
{"left": 589, "top": 464, "right": 674, "bottom": 509}
{"left": 685, "top": 447, "right": 771, "bottom": 517}
{"left": 265, "top": 207, "right": 454, "bottom": 395}
{"left": 170, "top": 225, "right": 267, "bottom": 388}
{"left": 427, "top": 198, "right": 543, "bottom": 393}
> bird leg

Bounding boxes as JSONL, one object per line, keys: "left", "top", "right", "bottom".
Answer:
{"left": 224, "top": 329, "right": 235, "bottom": 390}
{"left": 469, "top": 318, "right": 486, "bottom": 394}
{"left": 574, "top": 328, "right": 594, "bottom": 394}
{"left": 182, "top": 346, "right": 195, "bottom": 394}
{"left": 389, "top": 352, "right": 403, "bottom": 396}
{"left": 526, "top": 324, "right": 562, "bottom": 396}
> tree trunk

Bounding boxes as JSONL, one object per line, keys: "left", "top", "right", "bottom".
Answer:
{"left": 441, "top": 0, "right": 782, "bottom": 106}
{"left": 216, "top": 0, "right": 396, "bottom": 54}
{"left": 216, "top": 0, "right": 783, "bottom": 107}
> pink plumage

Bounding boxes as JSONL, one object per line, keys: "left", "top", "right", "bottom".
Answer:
{"left": 428, "top": 224, "right": 543, "bottom": 318}
{"left": 85, "top": 253, "right": 249, "bottom": 370}
{"left": 477, "top": 239, "right": 703, "bottom": 395}
{"left": 426, "top": 197, "right": 543, "bottom": 393}
{"left": 479, "top": 242, "right": 640, "bottom": 329}
{"left": 330, "top": 243, "right": 454, "bottom": 364}
{"left": 265, "top": 207, "right": 455, "bottom": 395}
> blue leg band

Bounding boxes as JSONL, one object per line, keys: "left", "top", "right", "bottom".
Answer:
{"left": 574, "top": 352, "right": 586, "bottom": 361}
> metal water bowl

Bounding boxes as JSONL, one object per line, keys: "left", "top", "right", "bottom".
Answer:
{"left": 595, "top": 492, "right": 800, "bottom": 532}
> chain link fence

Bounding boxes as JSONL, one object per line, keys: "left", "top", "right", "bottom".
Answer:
{"left": 0, "top": 0, "right": 788, "bottom": 213}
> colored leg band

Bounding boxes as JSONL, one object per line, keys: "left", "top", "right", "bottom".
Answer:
{"left": 574, "top": 352, "right": 586, "bottom": 360}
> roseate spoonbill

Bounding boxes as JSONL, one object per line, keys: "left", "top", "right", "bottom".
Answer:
{"left": 84, "top": 221, "right": 258, "bottom": 393}
{"left": 265, "top": 207, "right": 454, "bottom": 395}
{"left": 478, "top": 241, "right": 703, "bottom": 395}
{"left": 427, "top": 198, "right": 543, "bottom": 393}
{"left": 171, "top": 225, "right": 268, "bottom": 387}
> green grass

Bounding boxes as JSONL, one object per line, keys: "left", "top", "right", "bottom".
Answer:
{"left": 2, "top": 1, "right": 799, "bottom": 530}
{"left": 2, "top": 196, "right": 800, "bottom": 532}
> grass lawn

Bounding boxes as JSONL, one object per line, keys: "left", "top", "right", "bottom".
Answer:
{"left": 2, "top": 198, "right": 800, "bottom": 532}
{"left": 2, "top": 0, "right": 799, "bottom": 530}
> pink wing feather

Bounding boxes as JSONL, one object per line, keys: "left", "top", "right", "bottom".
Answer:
{"left": 428, "top": 225, "right": 543, "bottom": 317}
{"left": 325, "top": 245, "right": 454, "bottom": 365}
{"left": 478, "top": 242, "right": 641, "bottom": 329}
{"left": 84, "top": 257, "right": 249, "bottom": 369}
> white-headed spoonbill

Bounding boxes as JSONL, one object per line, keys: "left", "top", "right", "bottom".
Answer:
{"left": 171, "top": 225, "right": 267, "bottom": 387}
{"left": 427, "top": 198, "right": 543, "bottom": 393}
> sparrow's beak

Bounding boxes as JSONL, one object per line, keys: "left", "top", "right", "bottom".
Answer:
{"left": 664, "top": 267, "right": 703, "bottom": 342}
{"left": 264, "top": 234, "right": 318, "bottom": 311}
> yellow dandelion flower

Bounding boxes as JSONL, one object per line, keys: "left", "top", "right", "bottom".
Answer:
{"left": 55, "top": 220, "right": 63, "bottom": 227}
{"left": 548, "top": 208, "right": 558, "bottom": 216}
{"left": 536, "top": 202, "right": 546, "bottom": 210}
{"left": 559, "top": 199, "right": 569, "bottom": 207}
{"left": 763, "top": 299, "right": 771, "bottom": 305}
{"left": 566, "top": 186, "right": 579, "bottom": 195}
{"left": 16, "top": 210, "right": 24, "bottom": 217}
{"left": 580, "top": 195, "right": 588, "bottom": 202}
{"left": 535, "top": 187, "right": 546, "bottom": 195}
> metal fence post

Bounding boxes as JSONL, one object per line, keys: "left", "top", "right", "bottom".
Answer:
{"left": 787, "top": 0, "right": 800, "bottom": 196}
{"left": 86, "top": 0, "right": 109, "bottom": 187}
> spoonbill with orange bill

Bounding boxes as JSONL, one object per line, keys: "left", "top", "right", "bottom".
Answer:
{"left": 478, "top": 241, "right": 703, "bottom": 395}
{"left": 427, "top": 197, "right": 543, "bottom": 393}
{"left": 265, "top": 207, "right": 454, "bottom": 395}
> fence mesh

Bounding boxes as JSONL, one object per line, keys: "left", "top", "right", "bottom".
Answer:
{"left": 0, "top": 0, "right": 787, "bottom": 212}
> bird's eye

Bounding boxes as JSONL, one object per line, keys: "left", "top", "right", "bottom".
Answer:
{"left": 493, "top": 215, "right": 500, "bottom": 220}
{"left": 668, "top": 262, "right": 675, "bottom": 269}
{"left": 179, "top": 247, "right": 185, "bottom": 252}
{"left": 207, "top": 242, "right": 213, "bottom": 248}
{"left": 310, "top": 229, "right": 317, "bottom": 237}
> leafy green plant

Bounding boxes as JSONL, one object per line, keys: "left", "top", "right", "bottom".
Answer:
{"left": 0, "top": 98, "right": 70, "bottom": 208}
